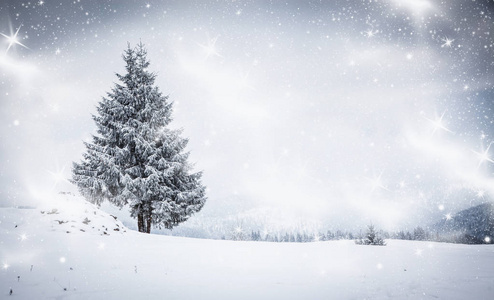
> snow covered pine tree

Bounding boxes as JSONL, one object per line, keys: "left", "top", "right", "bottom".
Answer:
{"left": 355, "top": 224, "right": 386, "bottom": 246}
{"left": 72, "top": 42, "right": 206, "bottom": 233}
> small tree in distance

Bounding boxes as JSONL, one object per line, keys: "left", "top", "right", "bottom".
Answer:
{"left": 72, "top": 42, "right": 206, "bottom": 233}
{"left": 355, "top": 224, "right": 386, "bottom": 246}
{"left": 413, "top": 226, "right": 426, "bottom": 240}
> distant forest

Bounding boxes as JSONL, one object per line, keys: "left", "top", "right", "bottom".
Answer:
{"left": 223, "top": 225, "right": 491, "bottom": 245}
{"left": 215, "top": 202, "right": 494, "bottom": 245}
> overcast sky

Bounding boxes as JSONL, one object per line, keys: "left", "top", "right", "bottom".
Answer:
{"left": 1, "top": 0, "right": 493, "bottom": 233}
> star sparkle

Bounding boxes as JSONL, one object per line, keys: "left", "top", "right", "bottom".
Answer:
{"left": 46, "top": 165, "right": 68, "bottom": 189}
{"left": 472, "top": 142, "right": 494, "bottom": 169}
{"left": 364, "top": 29, "right": 378, "bottom": 38}
{"left": 238, "top": 72, "right": 255, "bottom": 90}
{"left": 367, "top": 172, "right": 390, "bottom": 192}
{"left": 424, "top": 111, "right": 454, "bottom": 135}
{"left": 441, "top": 37, "right": 454, "bottom": 48}
{"left": 198, "top": 35, "right": 222, "bottom": 59}
{"left": 1, "top": 25, "right": 29, "bottom": 54}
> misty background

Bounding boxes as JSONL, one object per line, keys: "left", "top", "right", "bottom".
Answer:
{"left": 1, "top": 0, "right": 493, "bottom": 236}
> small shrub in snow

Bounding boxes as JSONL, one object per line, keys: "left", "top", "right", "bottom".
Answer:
{"left": 355, "top": 224, "right": 386, "bottom": 246}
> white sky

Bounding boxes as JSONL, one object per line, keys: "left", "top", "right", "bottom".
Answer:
{"left": 1, "top": 0, "right": 493, "bottom": 233}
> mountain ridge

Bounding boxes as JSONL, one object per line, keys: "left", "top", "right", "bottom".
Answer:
{"left": 432, "top": 202, "right": 494, "bottom": 244}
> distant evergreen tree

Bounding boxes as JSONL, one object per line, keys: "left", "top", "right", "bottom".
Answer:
{"left": 318, "top": 233, "right": 326, "bottom": 241}
{"left": 282, "top": 233, "right": 289, "bottom": 242}
{"left": 232, "top": 227, "right": 245, "bottom": 241}
{"left": 289, "top": 233, "right": 295, "bottom": 243}
{"left": 72, "top": 42, "right": 206, "bottom": 233}
{"left": 264, "top": 233, "right": 271, "bottom": 242}
{"left": 355, "top": 224, "right": 386, "bottom": 246}
{"left": 251, "top": 230, "right": 261, "bottom": 241}
{"left": 413, "top": 226, "right": 426, "bottom": 240}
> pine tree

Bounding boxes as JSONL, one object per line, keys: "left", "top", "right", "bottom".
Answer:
{"left": 355, "top": 224, "right": 386, "bottom": 245}
{"left": 72, "top": 42, "right": 206, "bottom": 233}
{"left": 413, "top": 226, "right": 426, "bottom": 240}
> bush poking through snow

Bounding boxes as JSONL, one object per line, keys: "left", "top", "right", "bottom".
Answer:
{"left": 355, "top": 224, "right": 386, "bottom": 246}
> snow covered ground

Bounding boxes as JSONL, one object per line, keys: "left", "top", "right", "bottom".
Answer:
{"left": 1, "top": 194, "right": 493, "bottom": 299}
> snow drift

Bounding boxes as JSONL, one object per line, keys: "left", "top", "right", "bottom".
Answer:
{"left": 1, "top": 193, "right": 493, "bottom": 299}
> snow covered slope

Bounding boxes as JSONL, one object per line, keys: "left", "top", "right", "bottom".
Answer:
{"left": 1, "top": 194, "right": 494, "bottom": 299}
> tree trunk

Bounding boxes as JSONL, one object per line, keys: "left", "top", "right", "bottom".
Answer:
{"left": 146, "top": 215, "right": 152, "bottom": 234}
{"left": 137, "top": 212, "right": 145, "bottom": 233}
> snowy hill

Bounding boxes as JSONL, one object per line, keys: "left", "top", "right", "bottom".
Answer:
{"left": 1, "top": 194, "right": 494, "bottom": 299}
{"left": 1, "top": 193, "right": 127, "bottom": 236}
{"left": 433, "top": 202, "right": 494, "bottom": 243}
